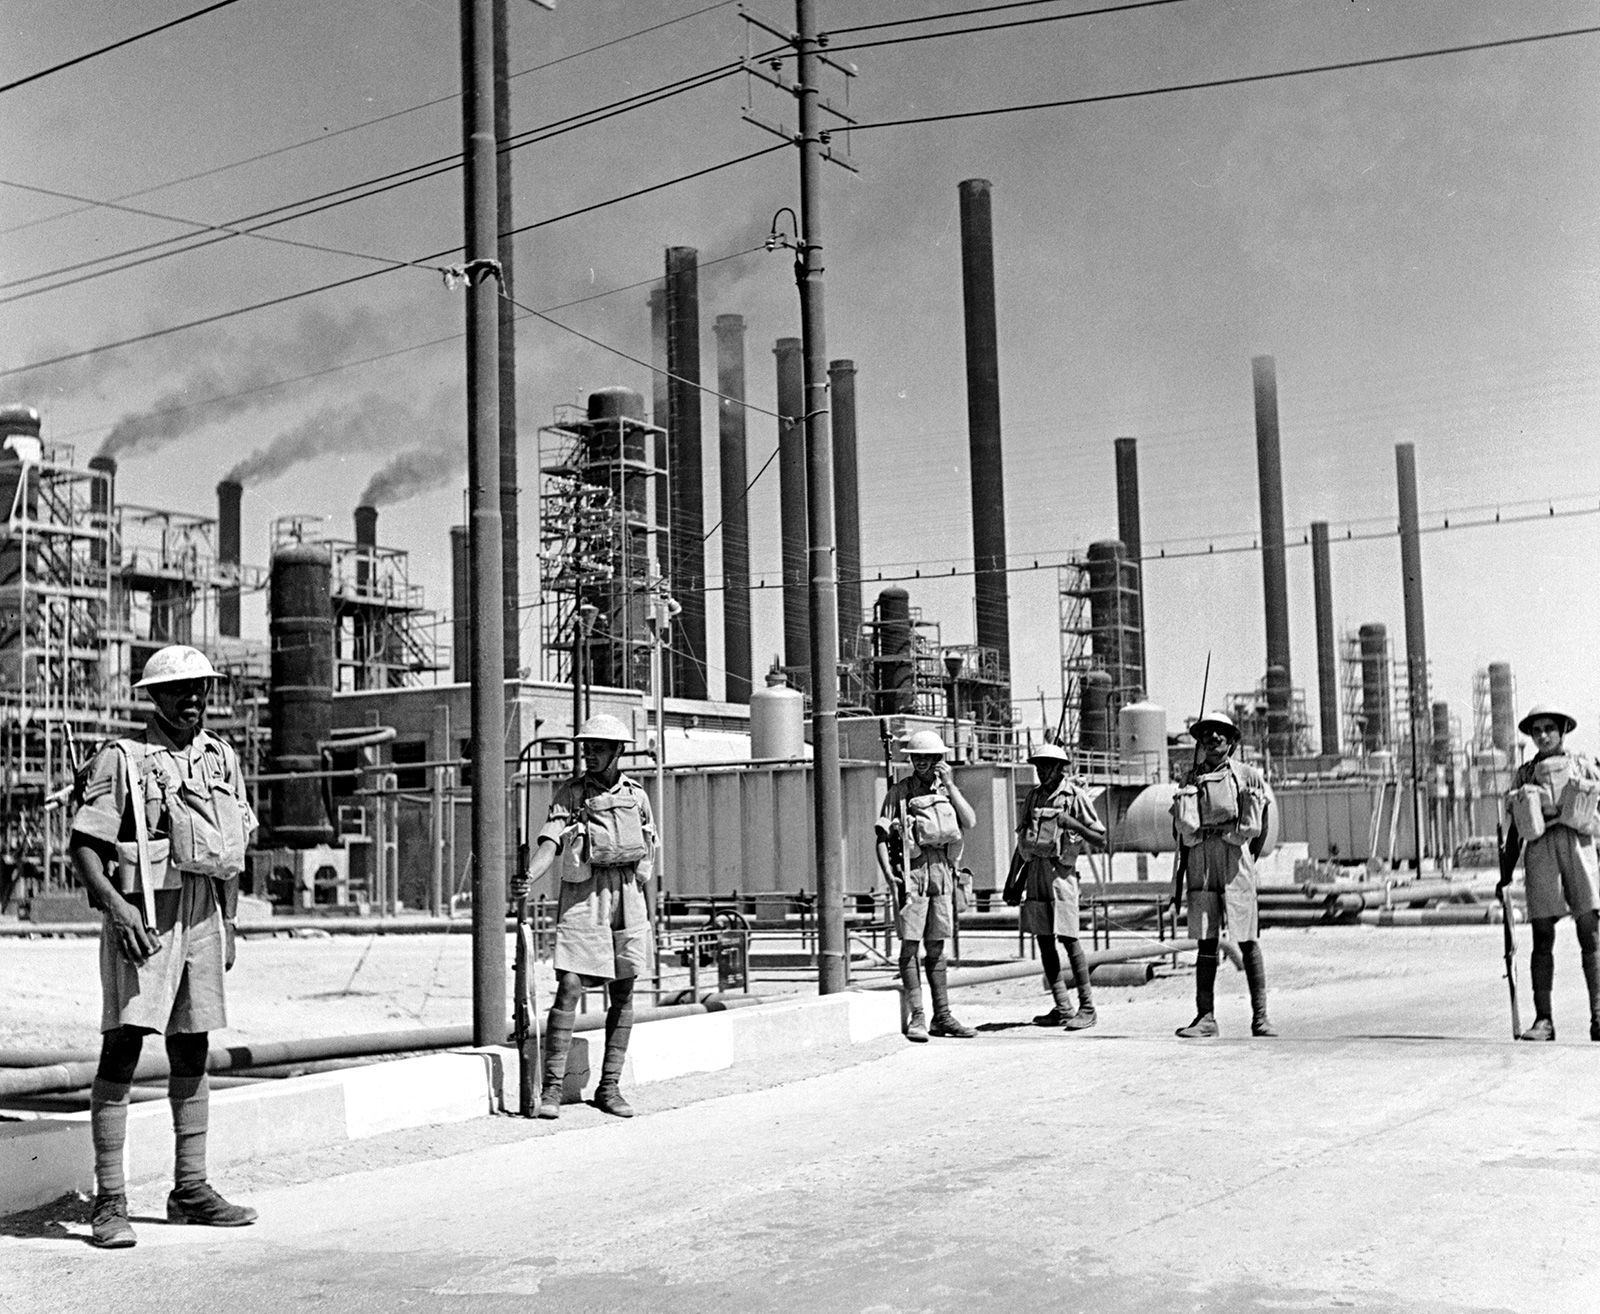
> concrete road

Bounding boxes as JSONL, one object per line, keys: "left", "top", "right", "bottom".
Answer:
{"left": 4, "top": 927, "right": 1597, "bottom": 1313}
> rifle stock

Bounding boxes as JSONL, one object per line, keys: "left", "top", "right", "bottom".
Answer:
{"left": 1496, "top": 822, "right": 1522, "bottom": 1039}
{"left": 512, "top": 842, "right": 538, "bottom": 1117}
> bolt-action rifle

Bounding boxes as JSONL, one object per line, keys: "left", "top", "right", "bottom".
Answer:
{"left": 1171, "top": 653, "right": 1212, "bottom": 921}
{"left": 511, "top": 840, "right": 539, "bottom": 1117}
{"left": 1497, "top": 820, "right": 1523, "bottom": 1039}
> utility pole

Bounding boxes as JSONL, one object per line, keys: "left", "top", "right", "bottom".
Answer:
{"left": 460, "top": 0, "right": 507, "bottom": 1048}
{"left": 741, "top": 2, "right": 856, "bottom": 993}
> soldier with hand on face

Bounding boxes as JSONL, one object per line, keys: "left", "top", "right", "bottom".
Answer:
{"left": 512, "top": 714, "right": 657, "bottom": 1117}
{"left": 876, "top": 730, "right": 978, "bottom": 1042}
{"left": 68, "top": 645, "right": 259, "bottom": 1249}
{"left": 1003, "top": 743, "right": 1107, "bottom": 1030}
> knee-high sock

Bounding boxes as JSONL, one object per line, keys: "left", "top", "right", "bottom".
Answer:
{"left": 924, "top": 941, "right": 951, "bottom": 1017}
{"left": 1531, "top": 920, "right": 1557, "bottom": 1018}
{"left": 898, "top": 948, "right": 924, "bottom": 1015}
{"left": 166, "top": 1033, "right": 210, "bottom": 1190}
{"left": 542, "top": 1008, "right": 577, "bottom": 1097}
{"left": 1037, "top": 935, "right": 1063, "bottom": 990}
{"left": 600, "top": 981, "right": 634, "bottom": 1088}
{"left": 91, "top": 1028, "right": 144, "bottom": 1197}
{"left": 1194, "top": 938, "right": 1219, "bottom": 1017}
{"left": 1240, "top": 940, "right": 1268, "bottom": 1021}
{"left": 1062, "top": 937, "right": 1093, "bottom": 1010}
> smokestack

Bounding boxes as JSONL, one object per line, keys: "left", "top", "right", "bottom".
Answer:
{"left": 1359, "top": 622, "right": 1391, "bottom": 753}
{"left": 715, "top": 314, "right": 752, "bottom": 704}
{"left": 829, "top": 359, "right": 863, "bottom": 668}
{"left": 451, "top": 525, "right": 471, "bottom": 683}
{"left": 774, "top": 336, "right": 809, "bottom": 684}
{"left": 1395, "top": 443, "right": 1429, "bottom": 749}
{"left": 1309, "top": 520, "right": 1338, "bottom": 756}
{"left": 958, "top": 179, "right": 1011, "bottom": 710}
{"left": 1488, "top": 661, "right": 1515, "bottom": 753}
{"left": 89, "top": 455, "right": 116, "bottom": 574}
{"left": 354, "top": 504, "right": 378, "bottom": 680}
{"left": 354, "top": 504, "right": 378, "bottom": 556}
{"left": 664, "top": 247, "right": 706, "bottom": 701}
{"left": 1251, "top": 355, "right": 1293, "bottom": 758}
{"left": 1112, "top": 437, "right": 1147, "bottom": 696}
{"left": 216, "top": 478, "right": 242, "bottom": 638}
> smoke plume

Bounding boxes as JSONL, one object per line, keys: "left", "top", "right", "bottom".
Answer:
{"left": 226, "top": 393, "right": 431, "bottom": 486}
{"left": 358, "top": 443, "right": 467, "bottom": 508}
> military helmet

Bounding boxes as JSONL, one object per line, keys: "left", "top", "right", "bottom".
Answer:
{"left": 1028, "top": 743, "right": 1070, "bottom": 766}
{"left": 903, "top": 729, "right": 949, "bottom": 757}
{"left": 134, "top": 645, "right": 221, "bottom": 688}
{"left": 1190, "top": 710, "right": 1241, "bottom": 743}
{"left": 576, "top": 712, "right": 633, "bottom": 744}
{"left": 1518, "top": 704, "right": 1577, "bottom": 737}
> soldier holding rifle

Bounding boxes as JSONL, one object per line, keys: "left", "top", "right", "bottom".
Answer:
{"left": 875, "top": 730, "right": 978, "bottom": 1042}
{"left": 1003, "top": 743, "right": 1106, "bottom": 1029}
{"left": 1501, "top": 704, "right": 1600, "bottom": 1042}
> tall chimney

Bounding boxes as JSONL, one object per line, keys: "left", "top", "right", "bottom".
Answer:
{"left": 89, "top": 455, "right": 116, "bottom": 574}
{"left": 958, "top": 179, "right": 1011, "bottom": 715}
{"left": 451, "top": 525, "right": 471, "bottom": 683}
{"left": 1310, "top": 520, "right": 1339, "bottom": 756}
{"left": 216, "top": 478, "right": 242, "bottom": 638}
{"left": 493, "top": 0, "right": 520, "bottom": 683}
{"left": 714, "top": 315, "right": 752, "bottom": 704}
{"left": 828, "top": 359, "right": 863, "bottom": 668}
{"left": 1112, "top": 436, "right": 1146, "bottom": 696}
{"left": 1251, "top": 355, "right": 1293, "bottom": 757}
{"left": 354, "top": 504, "right": 378, "bottom": 683}
{"left": 1395, "top": 442, "right": 1429, "bottom": 752}
{"left": 774, "top": 336, "right": 809, "bottom": 685}
{"left": 1488, "top": 661, "right": 1515, "bottom": 753}
{"left": 664, "top": 247, "right": 706, "bottom": 700}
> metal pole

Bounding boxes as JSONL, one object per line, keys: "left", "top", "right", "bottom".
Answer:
{"left": 460, "top": 0, "right": 507, "bottom": 1048}
{"left": 493, "top": 0, "right": 521, "bottom": 683}
{"left": 650, "top": 561, "right": 669, "bottom": 1001}
{"left": 795, "top": 0, "right": 846, "bottom": 993}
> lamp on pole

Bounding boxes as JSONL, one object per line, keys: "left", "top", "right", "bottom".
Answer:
{"left": 943, "top": 653, "right": 964, "bottom": 761}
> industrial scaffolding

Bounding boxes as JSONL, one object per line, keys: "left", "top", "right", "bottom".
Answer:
{"left": 329, "top": 541, "right": 444, "bottom": 691}
{"left": 1057, "top": 554, "right": 1143, "bottom": 745}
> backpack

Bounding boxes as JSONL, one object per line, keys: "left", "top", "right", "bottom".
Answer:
{"left": 582, "top": 786, "right": 650, "bottom": 867}
{"left": 1019, "top": 784, "right": 1081, "bottom": 861}
{"left": 906, "top": 793, "right": 962, "bottom": 849}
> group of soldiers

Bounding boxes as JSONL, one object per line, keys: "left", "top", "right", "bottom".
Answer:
{"left": 64, "top": 642, "right": 1599, "bottom": 1249}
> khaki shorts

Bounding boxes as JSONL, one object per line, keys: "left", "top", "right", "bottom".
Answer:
{"left": 1185, "top": 835, "right": 1260, "bottom": 942}
{"left": 1523, "top": 827, "right": 1600, "bottom": 922}
{"left": 896, "top": 863, "right": 954, "bottom": 942}
{"left": 554, "top": 868, "right": 653, "bottom": 982}
{"left": 100, "top": 873, "right": 226, "bottom": 1035}
{"left": 1019, "top": 859, "right": 1081, "bottom": 937}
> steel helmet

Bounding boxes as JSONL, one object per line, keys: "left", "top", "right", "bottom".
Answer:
{"left": 576, "top": 712, "right": 633, "bottom": 744}
{"left": 1518, "top": 704, "right": 1577, "bottom": 736}
{"left": 134, "top": 645, "right": 221, "bottom": 688}
{"left": 903, "top": 729, "right": 949, "bottom": 757}
{"left": 1028, "top": 743, "right": 1070, "bottom": 767}
{"left": 1190, "top": 710, "right": 1240, "bottom": 743}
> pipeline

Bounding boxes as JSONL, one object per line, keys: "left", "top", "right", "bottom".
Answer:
{"left": 861, "top": 938, "right": 1196, "bottom": 994}
{"left": 0, "top": 994, "right": 765, "bottom": 1098}
{"left": 1356, "top": 907, "right": 1509, "bottom": 927}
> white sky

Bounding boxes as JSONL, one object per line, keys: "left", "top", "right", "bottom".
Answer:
{"left": 3, "top": 0, "right": 1598, "bottom": 750}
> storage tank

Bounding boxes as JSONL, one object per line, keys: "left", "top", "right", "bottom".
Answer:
{"left": 1117, "top": 780, "right": 1279, "bottom": 857}
{"left": 872, "top": 587, "right": 915, "bottom": 715}
{"left": 1359, "top": 623, "right": 1391, "bottom": 753}
{"left": 1080, "top": 669, "right": 1113, "bottom": 753}
{"left": 1488, "top": 662, "right": 1514, "bottom": 753}
{"left": 269, "top": 545, "right": 335, "bottom": 847}
{"left": 1118, "top": 701, "right": 1167, "bottom": 781}
{"left": 750, "top": 665, "right": 806, "bottom": 760}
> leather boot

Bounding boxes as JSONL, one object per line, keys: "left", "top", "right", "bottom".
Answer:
{"left": 1583, "top": 951, "right": 1600, "bottom": 1041}
{"left": 1241, "top": 940, "right": 1277, "bottom": 1037}
{"left": 593, "top": 986, "right": 635, "bottom": 1117}
{"left": 1033, "top": 976, "right": 1075, "bottom": 1026}
{"left": 1177, "top": 947, "right": 1219, "bottom": 1038}
{"left": 538, "top": 1007, "right": 576, "bottom": 1118}
{"left": 1061, "top": 938, "right": 1097, "bottom": 1031}
{"left": 901, "top": 952, "right": 929, "bottom": 1042}
{"left": 926, "top": 953, "right": 975, "bottom": 1038}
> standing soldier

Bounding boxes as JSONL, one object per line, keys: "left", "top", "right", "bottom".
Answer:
{"left": 68, "top": 645, "right": 258, "bottom": 1249}
{"left": 1503, "top": 704, "right": 1600, "bottom": 1041}
{"left": 875, "top": 730, "right": 978, "bottom": 1041}
{"left": 514, "top": 713, "right": 656, "bottom": 1117}
{"left": 1170, "top": 711, "right": 1276, "bottom": 1039}
{"left": 1003, "top": 743, "right": 1107, "bottom": 1029}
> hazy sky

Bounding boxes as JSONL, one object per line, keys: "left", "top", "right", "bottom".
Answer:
{"left": 4, "top": 0, "right": 1598, "bottom": 751}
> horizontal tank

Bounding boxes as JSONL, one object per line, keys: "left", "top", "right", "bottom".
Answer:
{"left": 750, "top": 667, "right": 806, "bottom": 760}
{"left": 1118, "top": 701, "right": 1166, "bottom": 782}
{"left": 1115, "top": 781, "right": 1279, "bottom": 857}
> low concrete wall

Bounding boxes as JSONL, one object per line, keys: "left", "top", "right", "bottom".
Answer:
{"left": 1, "top": 990, "right": 899, "bottom": 1217}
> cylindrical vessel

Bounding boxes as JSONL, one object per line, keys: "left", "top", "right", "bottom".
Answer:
{"left": 664, "top": 246, "right": 706, "bottom": 700}
{"left": 750, "top": 668, "right": 806, "bottom": 760}
{"left": 0, "top": 408, "right": 43, "bottom": 691}
{"left": 1310, "top": 520, "right": 1339, "bottom": 756}
{"left": 1488, "top": 662, "right": 1514, "bottom": 753}
{"left": 1431, "top": 700, "right": 1452, "bottom": 768}
{"left": 1087, "top": 540, "right": 1138, "bottom": 707}
{"left": 715, "top": 315, "right": 752, "bottom": 703}
{"left": 958, "top": 179, "right": 1011, "bottom": 699}
{"left": 1252, "top": 356, "right": 1293, "bottom": 757}
{"left": 450, "top": 525, "right": 471, "bottom": 683}
{"left": 269, "top": 545, "right": 335, "bottom": 847}
{"left": 1118, "top": 701, "right": 1167, "bottom": 782}
{"left": 216, "top": 478, "right": 242, "bottom": 638}
{"left": 1395, "top": 443, "right": 1429, "bottom": 741}
{"left": 1359, "top": 623, "right": 1391, "bottom": 753}
{"left": 872, "top": 586, "right": 914, "bottom": 715}
{"left": 1113, "top": 436, "right": 1147, "bottom": 694}
{"left": 1265, "top": 664, "right": 1292, "bottom": 757}
{"left": 828, "top": 358, "right": 863, "bottom": 668}
{"left": 1080, "top": 669, "right": 1114, "bottom": 754}
{"left": 774, "top": 337, "right": 809, "bottom": 683}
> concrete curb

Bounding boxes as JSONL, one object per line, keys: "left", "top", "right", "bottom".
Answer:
{"left": 0, "top": 990, "right": 899, "bottom": 1217}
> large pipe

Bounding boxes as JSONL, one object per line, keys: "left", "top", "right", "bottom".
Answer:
{"left": 829, "top": 358, "right": 863, "bottom": 668}
{"left": 1113, "top": 436, "right": 1147, "bottom": 696}
{"left": 216, "top": 477, "right": 242, "bottom": 638}
{"left": 1395, "top": 443, "right": 1430, "bottom": 747}
{"left": 958, "top": 179, "right": 1011, "bottom": 706}
{"left": 1488, "top": 662, "right": 1515, "bottom": 753}
{"left": 451, "top": 525, "right": 471, "bottom": 682}
{"left": 493, "top": 0, "right": 520, "bottom": 683}
{"left": 1252, "top": 355, "right": 1293, "bottom": 758}
{"left": 715, "top": 314, "right": 752, "bottom": 704}
{"left": 1359, "top": 622, "right": 1391, "bottom": 753}
{"left": 1309, "top": 520, "right": 1338, "bottom": 756}
{"left": 775, "top": 336, "right": 809, "bottom": 683}
{"left": 862, "top": 938, "right": 1201, "bottom": 994}
{"left": 664, "top": 246, "right": 707, "bottom": 700}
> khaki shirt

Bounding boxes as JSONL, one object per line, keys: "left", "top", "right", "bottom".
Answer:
{"left": 538, "top": 772, "right": 657, "bottom": 881}
{"left": 70, "top": 720, "right": 257, "bottom": 882}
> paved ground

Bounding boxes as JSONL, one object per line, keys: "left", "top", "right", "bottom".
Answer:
{"left": 4, "top": 926, "right": 1598, "bottom": 1312}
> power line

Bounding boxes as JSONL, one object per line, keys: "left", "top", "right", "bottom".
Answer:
{"left": 825, "top": 0, "right": 1101, "bottom": 37}
{"left": 0, "top": 0, "right": 247, "bottom": 96}
{"left": 0, "top": 0, "right": 738, "bottom": 238}
{"left": 823, "top": 0, "right": 1189, "bottom": 51}
{"left": 845, "top": 23, "right": 1600, "bottom": 132}
{"left": 0, "top": 146, "right": 784, "bottom": 379}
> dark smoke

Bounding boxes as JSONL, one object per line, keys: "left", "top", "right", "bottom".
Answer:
{"left": 358, "top": 443, "right": 467, "bottom": 508}
{"left": 226, "top": 393, "right": 427, "bottom": 486}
